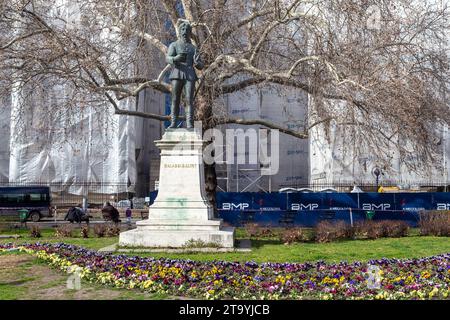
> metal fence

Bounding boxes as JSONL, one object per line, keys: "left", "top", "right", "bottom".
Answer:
{"left": 1, "top": 179, "right": 450, "bottom": 208}
{"left": 0, "top": 181, "right": 134, "bottom": 207}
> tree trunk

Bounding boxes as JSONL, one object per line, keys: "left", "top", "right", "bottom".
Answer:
{"left": 204, "top": 162, "right": 218, "bottom": 216}
{"left": 196, "top": 90, "right": 219, "bottom": 216}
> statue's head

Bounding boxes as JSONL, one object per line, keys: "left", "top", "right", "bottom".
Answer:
{"left": 177, "top": 19, "right": 192, "bottom": 39}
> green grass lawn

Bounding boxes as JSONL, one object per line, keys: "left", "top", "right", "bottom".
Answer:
{"left": 151, "top": 236, "right": 450, "bottom": 263}
{"left": 0, "top": 251, "right": 170, "bottom": 300}
{"left": 1, "top": 226, "right": 449, "bottom": 301}
{"left": 0, "top": 227, "right": 118, "bottom": 250}
{"left": 1, "top": 227, "right": 449, "bottom": 263}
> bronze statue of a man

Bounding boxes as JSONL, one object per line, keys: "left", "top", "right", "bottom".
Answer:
{"left": 166, "top": 20, "right": 203, "bottom": 129}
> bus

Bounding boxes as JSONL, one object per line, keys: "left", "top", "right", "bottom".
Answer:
{"left": 0, "top": 186, "right": 53, "bottom": 222}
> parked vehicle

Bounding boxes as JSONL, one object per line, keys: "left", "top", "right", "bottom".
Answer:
{"left": 116, "top": 199, "right": 132, "bottom": 208}
{"left": 0, "top": 186, "right": 52, "bottom": 222}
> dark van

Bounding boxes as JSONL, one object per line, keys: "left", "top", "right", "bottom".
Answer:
{"left": 0, "top": 186, "right": 52, "bottom": 222}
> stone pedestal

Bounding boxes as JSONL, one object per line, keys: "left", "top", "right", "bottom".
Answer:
{"left": 119, "top": 129, "right": 234, "bottom": 248}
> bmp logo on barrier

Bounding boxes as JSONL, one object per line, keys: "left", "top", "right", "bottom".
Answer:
{"left": 291, "top": 203, "right": 319, "bottom": 211}
{"left": 222, "top": 203, "right": 250, "bottom": 210}
{"left": 436, "top": 203, "right": 450, "bottom": 210}
{"left": 362, "top": 203, "right": 391, "bottom": 210}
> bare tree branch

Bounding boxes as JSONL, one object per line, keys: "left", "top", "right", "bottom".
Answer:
{"left": 214, "top": 117, "right": 308, "bottom": 139}
{"left": 0, "top": 0, "right": 448, "bottom": 170}
{"left": 161, "top": 0, "right": 180, "bottom": 27}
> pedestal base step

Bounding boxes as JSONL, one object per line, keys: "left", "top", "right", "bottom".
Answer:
{"left": 136, "top": 218, "right": 223, "bottom": 231}
{"left": 119, "top": 226, "right": 235, "bottom": 248}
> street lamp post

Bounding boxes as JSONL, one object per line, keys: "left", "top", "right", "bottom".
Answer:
{"left": 373, "top": 167, "right": 381, "bottom": 191}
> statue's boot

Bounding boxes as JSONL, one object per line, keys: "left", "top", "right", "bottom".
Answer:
{"left": 168, "top": 105, "right": 179, "bottom": 129}
{"left": 186, "top": 106, "right": 194, "bottom": 129}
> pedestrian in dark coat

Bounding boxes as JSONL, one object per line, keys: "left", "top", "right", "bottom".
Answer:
{"left": 102, "top": 202, "right": 121, "bottom": 224}
{"left": 65, "top": 204, "right": 90, "bottom": 224}
{"left": 125, "top": 207, "right": 132, "bottom": 224}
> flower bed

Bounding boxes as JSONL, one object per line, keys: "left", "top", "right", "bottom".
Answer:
{"left": 0, "top": 243, "right": 449, "bottom": 300}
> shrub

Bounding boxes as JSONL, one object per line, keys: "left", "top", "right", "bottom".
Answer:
{"left": 259, "top": 227, "right": 276, "bottom": 238}
{"left": 366, "top": 221, "right": 385, "bottom": 239}
{"left": 315, "top": 221, "right": 354, "bottom": 243}
{"left": 55, "top": 225, "right": 74, "bottom": 238}
{"left": 106, "top": 225, "right": 121, "bottom": 237}
{"left": 244, "top": 223, "right": 276, "bottom": 239}
{"left": 381, "top": 220, "right": 409, "bottom": 238}
{"left": 183, "top": 239, "right": 221, "bottom": 248}
{"left": 244, "top": 223, "right": 260, "bottom": 238}
{"left": 419, "top": 211, "right": 450, "bottom": 236}
{"left": 343, "top": 222, "right": 356, "bottom": 239}
{"left": 94, "top": 224, "right": 107, "bottom": 238}
{"left": 354, "top": 220, "right": 384, "bottom": 239}
{"left": 354, "top": 220, "right": 409, "bottom": 239}
{"left": 81, "top": 226, "right": 89, "bottom": 238}
{"left": 353, "top": 221, "right": 368, "bottom": 238}
{"left": 29, "top": 225, "right": 41, "bottom": 238}
{"left": 279, "top": 228, "right": 304, "bottom": 244}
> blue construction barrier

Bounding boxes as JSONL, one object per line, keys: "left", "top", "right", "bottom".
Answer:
{"left": 147, "top": 191, "right": 450, "bottom": 227}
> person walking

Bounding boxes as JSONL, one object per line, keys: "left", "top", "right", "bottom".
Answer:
{"left": 125, "top": 207, "right": 132, "bottom": 226}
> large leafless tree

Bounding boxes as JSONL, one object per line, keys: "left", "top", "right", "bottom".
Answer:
{"left": 1, "top": 0, "right": 449, "bottom": 204}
